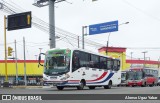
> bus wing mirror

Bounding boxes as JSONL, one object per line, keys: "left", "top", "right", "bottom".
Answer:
{"left": 38, "top": 53, "right": 45, "bottom": 67}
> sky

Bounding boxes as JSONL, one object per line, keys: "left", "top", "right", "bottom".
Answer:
{"left": 0, "top": 0, "right": 160, "bottom": 61}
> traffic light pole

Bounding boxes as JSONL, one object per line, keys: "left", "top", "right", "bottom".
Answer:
{"left": 4, "top": 15, "right": 9, "bottom": 87}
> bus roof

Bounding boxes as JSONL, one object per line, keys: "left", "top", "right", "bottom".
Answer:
{"left": 46, "top": 48, "right": 120, "bottom": 60}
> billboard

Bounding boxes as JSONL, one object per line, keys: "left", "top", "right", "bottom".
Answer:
{"left": 89, "top": 20, "right": 118, "bottom": 35}
{"left": 7, "top": 11, "right": 31, "bottom": 31}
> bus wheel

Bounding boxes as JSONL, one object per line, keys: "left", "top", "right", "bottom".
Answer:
{"left": 88, "top": 86, "right": 95, "bottom": 89}
{"left": 141, "top": 82, "right": 146, "bottom": 87}
{"left": 56, "top": 86, "right": 64, "bottom": 90}
{"left": 149, "top": 82, "right": 154, "bottom": 87}
{"left": 77, "top": 80, "right": 85, "bottom": 90}
{"left": 104, "top": 81, "right": 112, "bottom": 89}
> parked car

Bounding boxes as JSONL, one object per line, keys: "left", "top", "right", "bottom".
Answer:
{"left": 157, "top": 77, "right": 160, "bottom": 86}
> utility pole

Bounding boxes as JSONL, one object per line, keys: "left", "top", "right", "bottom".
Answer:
{"left": 23, "top": 37, "right": 27, "bottom": 86}
{"left": 106, "top": 32, "right": 111, "bottom": 55}
{"left": 15, "top": 40, "right": 18, "bottom": 85}
{"left": 33, "top": 0, "right": 66, "bottom": 49}
{"left": 49, "top": 0, "right": 56, "bottom": 48}
{"left": 106, "top": 22, "right": 129, "bottom": 55}
{"left": 78, "top": 36, "right": 79, "bottom": 48}
{"left": 158, "top": 57, "right": 160, "bottom": 77}
{"left": 82, "top": 26, "right": 87, "bottom": 49}
{"left": 142, "top": 51, "right": 147, "bottom": 68}
{"left": 130, "top": 52, "right": 133, "bottom": 68}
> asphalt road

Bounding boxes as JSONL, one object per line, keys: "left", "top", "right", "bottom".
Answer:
{"left": 0, "top": 86, "right": 160, "bottom": 94}
{"left": 0, "top": 86, "right": 160, "bottom": 103}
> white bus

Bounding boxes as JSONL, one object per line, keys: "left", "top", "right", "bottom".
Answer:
{"left": 38, "top": 48, "right": 121, "bottom": 90}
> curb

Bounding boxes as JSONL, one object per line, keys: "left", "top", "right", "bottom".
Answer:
{"left": 12, "top": 86, "right": 43, "bottom": 89}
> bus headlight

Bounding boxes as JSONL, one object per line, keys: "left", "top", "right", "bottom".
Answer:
{"left": 65, "top": 74, "right": 70, "bottom": 78}
{"left": 43, "top": 77, "right": 48, "bottom": 81}
{"left": 60, "top": 74, "right": 70, "bottom": 80}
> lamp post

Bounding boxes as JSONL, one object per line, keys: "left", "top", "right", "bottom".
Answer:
{"left": 142, "top": 51, "right": 147, "bottom": 68}
{"left": 106, "top": 22, "right": 129, "bottom": 55}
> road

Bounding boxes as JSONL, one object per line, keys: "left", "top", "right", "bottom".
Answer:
{"left": 0, "top": 86, "right": 160, "bottom": 103}
{"left": 0, "top": 86, "right": 160, "bottom": 94}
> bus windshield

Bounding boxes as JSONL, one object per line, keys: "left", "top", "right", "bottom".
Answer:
{"left": 121, "top": 72, "right": 127, "bottom": 81}
{"left": 44, "top": 49, "right": 71, "bottom": 75}
{"left": 134, "top": 71, "right": 143, "bottom": 80}
{"left": 127, "top": 71, "right": 143, "bottom": 80}
{"left": 127, "top": 71, "right": 135, "bottom": 80}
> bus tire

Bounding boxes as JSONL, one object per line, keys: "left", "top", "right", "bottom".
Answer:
{"left": 149, "top": 82, "right": 154, "bottom": 87}
{"left": 141, "top": 82, "right": 146, "bottom": 87}
{"left": 56, "top": 86, "right": 64, "bottom": 90}
{"left": 77, "top": 80, "right": 85, "bottom": 90}
{"left": 104, "top": 81, "right": 112, "bottom": 89}
{"left": 88, "top": 86, "right": 95, "bottom": 89}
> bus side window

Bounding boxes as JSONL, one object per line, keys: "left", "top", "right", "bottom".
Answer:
{"left": 113, "top": 60, "right": 117, "bottom": 71}
{"left": 114, "top": 60, "right": 120, "bottom": 71}
{"left": 72, "top": 52, "right": 80, "bottom": 72}
{"left": 126, "top": 72, "right": 129, "bottom": 80}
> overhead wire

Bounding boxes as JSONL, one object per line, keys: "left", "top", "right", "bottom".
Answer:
{"left": 1, "top": 0, "right": 160, "bottom": 61}
{"left": 0, "top": 0, "right": 106, "bottom": 49}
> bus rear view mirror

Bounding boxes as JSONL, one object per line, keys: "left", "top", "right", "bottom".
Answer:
{"left": 38, "top": 53, "right": 45, "bottom": 67}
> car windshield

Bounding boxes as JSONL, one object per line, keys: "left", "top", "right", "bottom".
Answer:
{"left": 44, "top": 49, "right": 71, "bottom": 76}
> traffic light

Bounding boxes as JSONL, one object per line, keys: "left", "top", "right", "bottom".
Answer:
{"left": 8, "top": 47, "right": 13, "bottom": 56}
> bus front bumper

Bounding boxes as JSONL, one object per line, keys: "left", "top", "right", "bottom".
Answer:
{"left": 128, "top": 81, "right": 143, "bottom": 86}
{"left": 43, "top": 80, "right": 68, "bottom": 86}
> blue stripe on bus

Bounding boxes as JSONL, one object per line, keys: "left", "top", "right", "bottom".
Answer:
{"left": 86, "top": 72, "right": 114, "bottom": 84}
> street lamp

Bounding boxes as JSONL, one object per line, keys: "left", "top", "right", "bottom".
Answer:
{"left": 106, "top": 22, "right": 129, "bottom": 55}
{"left": 142, "top": 51, "right": 147, "bottom": 68}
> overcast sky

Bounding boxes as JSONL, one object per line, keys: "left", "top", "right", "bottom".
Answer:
{"left": 0, "top": 0, "right": 160, "bottom": 61}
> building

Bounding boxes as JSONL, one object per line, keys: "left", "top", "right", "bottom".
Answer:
{"left": 0, "top": 60, "right": 43, "bottom": 85}
{"left": 98, "top": 46, "right": 127, "bottom": 70}
{"left": 0, "top": 47, "right": 160, "bottom": 84}
{"left": 98, "top": 46, "right": 160, "bottom": 72}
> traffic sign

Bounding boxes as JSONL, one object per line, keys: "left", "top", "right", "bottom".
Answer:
{"left": 7, "top": 11, "right": 32, "bottom": 31}
{"left": 89, "top": 20, "right": 118, "bottom": 35}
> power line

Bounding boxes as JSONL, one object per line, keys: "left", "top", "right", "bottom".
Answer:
{"left": 121, "top": 0, "right": 160, "bottom": 22}
{"left": 0, "top": 1, "right": 106, "bottom": 49}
